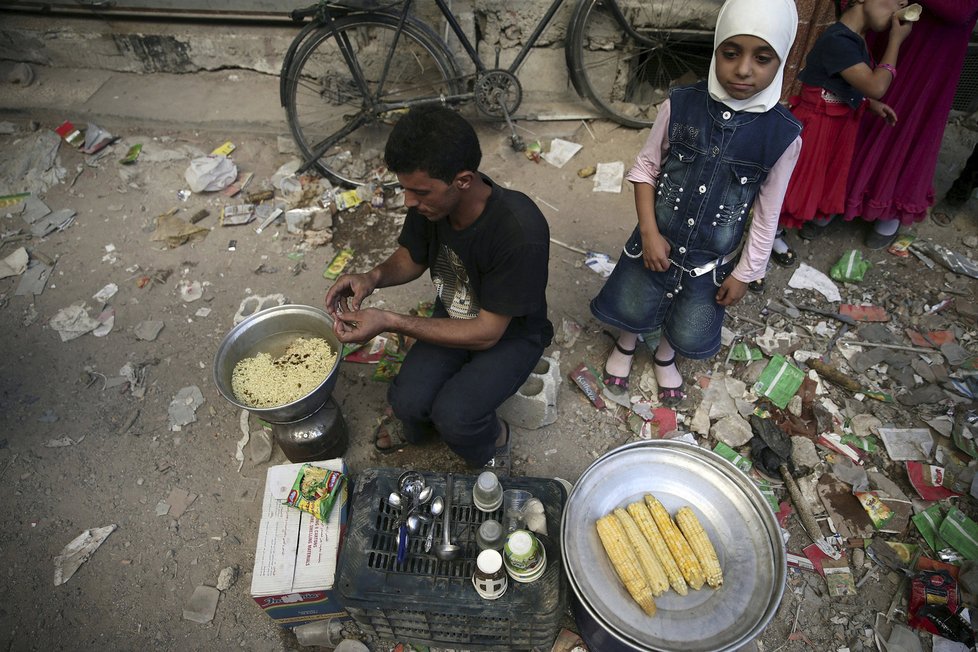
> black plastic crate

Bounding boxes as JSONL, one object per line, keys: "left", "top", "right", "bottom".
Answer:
{"left": 337, "top": 468, "right": 568, "bottom": 651}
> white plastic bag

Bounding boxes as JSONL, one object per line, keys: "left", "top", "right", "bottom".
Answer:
{"left": 184, "top": 155, "right": 237, "bottom": 193}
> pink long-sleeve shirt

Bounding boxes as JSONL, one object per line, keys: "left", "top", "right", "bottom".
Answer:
{"left": 626, "top": 100, "right": 802, "bottom": 283}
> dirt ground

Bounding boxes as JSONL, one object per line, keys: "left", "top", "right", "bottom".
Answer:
{"left": 2, "top": 67, "right": 978, "bottom": 652}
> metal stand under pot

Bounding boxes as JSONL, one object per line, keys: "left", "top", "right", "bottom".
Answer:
{"left": 213, "top": 304, "right": 349, "bottom": 463}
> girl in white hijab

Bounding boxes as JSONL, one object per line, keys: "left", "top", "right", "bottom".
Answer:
{"left": 708, "top": 0, "right": 799, "bottom": 113}
{"left": 590, "top": 0, "right": 804, "bottom": 405}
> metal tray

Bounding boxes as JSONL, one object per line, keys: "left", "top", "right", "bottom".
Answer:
{"left": 561, "top": 440, "right": 785, "bottom": 652}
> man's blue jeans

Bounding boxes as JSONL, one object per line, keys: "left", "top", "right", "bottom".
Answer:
{"left": 388, "top": 335, "right": 544, "bottom": 466}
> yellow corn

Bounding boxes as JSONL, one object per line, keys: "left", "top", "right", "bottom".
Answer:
{"left": 595, "top": 514, "right": 657, "bottom": 616}
{"left": 644, "top": 494, "right": 705, "bottom": 590}
{"left": 675, "top": 506, "right": 723, "bottom": 589}
{"left": 613, "top": 507, "right": 669, "bottom": 597}
{"left": 626, "top": 500, "right": 688, "bottom": 596}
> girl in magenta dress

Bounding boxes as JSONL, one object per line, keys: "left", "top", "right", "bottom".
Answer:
{"left": 844, "top": 0, "right": 978, "bottom": 247}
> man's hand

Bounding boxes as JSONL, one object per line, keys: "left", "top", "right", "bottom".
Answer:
{"left": 716, "top": 276, "right": 748, "bottom": 306}
{"left": 640, "top": 228, "right": 672, "bottom": 272}
{"left": 324, "top": 271, "right": 377, "bottom": 316}
{"left": 868, "top": 99, "right": 897, "bottom": 126}
{"left": 332, "top": 307, "right": 389, "bottom": 344}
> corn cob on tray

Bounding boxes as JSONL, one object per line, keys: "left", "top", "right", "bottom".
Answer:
{"left": 561, "top": 440, "right": 784, "bottom": 652}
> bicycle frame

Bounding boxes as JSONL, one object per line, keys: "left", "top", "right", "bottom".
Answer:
{"left": 286, "top": 0, "right": 664, "bottom": 173}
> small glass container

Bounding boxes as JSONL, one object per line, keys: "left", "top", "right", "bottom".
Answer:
{"left": 472, "top": 471, "right": 503, "bottom": 512}
{"left": 476, "top": 518, "right": 505, "bottom": 551}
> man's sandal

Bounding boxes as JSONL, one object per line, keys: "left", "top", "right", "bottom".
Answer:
{"left": 653, "top": 354, "right": 686, "bottom": 407}
{"left": 604, "top": 340, "right": 636, "bottom": 395}
{"left": 485, "top": 419, "right": 512, "bottom": 476}
{"left": 373, "top": 414, "right": 406, "bottom": 454}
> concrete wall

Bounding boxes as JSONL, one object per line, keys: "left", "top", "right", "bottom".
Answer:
{"left": 0, "top": 0, "right": 723, "bottom": 95}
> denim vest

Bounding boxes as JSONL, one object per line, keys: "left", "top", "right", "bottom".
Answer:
{"left": 656, "top": 81, "right": 801, "bottom": 265}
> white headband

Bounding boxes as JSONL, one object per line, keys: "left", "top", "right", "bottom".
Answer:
{"left": 707, "top": 0, "right": 799, "bottom": 113}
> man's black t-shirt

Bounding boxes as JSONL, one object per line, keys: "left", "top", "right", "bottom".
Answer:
{"left": 397, "top": 175, "right": 554, "bottom": 347}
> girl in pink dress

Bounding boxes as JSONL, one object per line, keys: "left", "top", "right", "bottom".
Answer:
{"left": 751, "top": 0, "right": 912, "bottom": 291}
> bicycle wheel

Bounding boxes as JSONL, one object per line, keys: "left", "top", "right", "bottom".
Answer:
{"left": 284, "top": 13, "right": 462, "bottom": 187}
{"left": 567, "top": 0, "right": 717, "bottom": 128}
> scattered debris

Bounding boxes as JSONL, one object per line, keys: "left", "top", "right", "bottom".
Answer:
{"left": 0, "top": 247, "right": 28, "bottom": 278}
{"left": 133, "top": 320, "right": 164, "bottom": 342}
{"left": 788, "top": 263, "right": 842, "bottom": 302}
{"left": 49, "top": 303, "right": 100, "bottom": 341}
{"left": 53, "top": 524, "right": 117, "bottom": 586}
{"left": 185, "top": 155, "right": 237, "bottom": 193}
{"left": 592, "top": 161, "right": 625, "bottom": 193}
{"left": 182, "top": 585, "right": 220, "bottom": 624}
{"left": 168, "top": 385, "right": 204, "bottom": 431}
{"left": 541, "top": 138, "right": 582, "bottom": 168}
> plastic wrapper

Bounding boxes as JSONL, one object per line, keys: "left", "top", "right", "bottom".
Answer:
{"left": 830, "top": 250, "right": 871, "bottom": 282}
{"left": 908, "top": 569, "right": 974, "bottom": 645}
{"left": 284, "top": 464, "right": 346, "bottom": 522}
{"left": 185, "top": 155, "right": 238, "bottom": 193}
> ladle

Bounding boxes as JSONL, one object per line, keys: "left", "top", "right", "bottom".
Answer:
{"left": 434, "top": 474, "right": 461, "bottom": 562}
{"left": 425, "top": 496, "right": 445, "bottom": 553}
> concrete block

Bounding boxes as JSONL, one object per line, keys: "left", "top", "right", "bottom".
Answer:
{"left": 498, "top": 355, "right": 561, "bottom": 430}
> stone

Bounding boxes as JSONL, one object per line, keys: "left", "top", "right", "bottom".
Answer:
{"left": 790, "top": 435, "right": 819, "bottom": 469}
{"left": 216, "top": 566, "right": 238, "bottom": 591}
{"left": 711, "top": 413, "right": 752, "bottom": 447}
{"left": 134, "top": 320, "right": 164, "bottom": 341}
{"left": 707, "top": 376, "right": 737, "bottom": 420}
{"left": 849, "top": 414, "right": 882, "bottom": 438}
{"left": 850, "top": 347, "right": 889, "bottom": 374}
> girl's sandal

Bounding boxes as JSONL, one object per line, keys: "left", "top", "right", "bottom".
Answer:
{"left": 373, "top": 414, "right": 406, "bottom": 454}
{"left": 771, "top": 247, "right": 797, "bottom": 267}
{"left": 748, "top": 278, "right": 765, "bottom": 293}
{"left": 653, "top": 354, "right": 686, "bottom": 407}
{"left": 603, "top": 340, "right": 636, "bottom": 395}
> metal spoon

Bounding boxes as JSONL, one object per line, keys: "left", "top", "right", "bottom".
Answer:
{"left": 434, "top": 474, "right": 461, "bottom": 561}
{"left": 425, "top": 496, "right": 445, "bottom": 553}
{"left": 417, "top": 485, "right": 433, "bottom": 506}
{"left": 387, "top": 491, "right": 403, "bottom": 511}
{"left": 406, "top": 513, "right": 422, "bottom": 535}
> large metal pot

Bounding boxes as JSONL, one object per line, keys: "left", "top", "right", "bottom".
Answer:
{"left": 561, "top": 440, "right": 785, "bottom": 652}
{"left": 213, "top": 304, "right": 342, "bottom": 423}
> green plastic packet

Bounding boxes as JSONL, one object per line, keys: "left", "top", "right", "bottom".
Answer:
{"left": 913, "top": 504, "right": 949, "bottom": 553}
{"left": 729, "top": 342, "right": 762, "bottom": 361}
{"left": 830, "top": 250, "right": 871, "bottom": 282}
{"left": 754, "top": 477, "right": 780, "bottom": 514}
{"left": 938, "top": 507, "right": 978, "bottom": 560}
{"left": 120, "top": 143, "right": 142, "bottom": 165}
{"left": 840, "top": 433, "right": 879, "bottom": 452}
{"left": 754, "top": 354, "right": 805, "bottom": 409}
{"left": 713, "top": 441, "right": 753, "bottom": 473}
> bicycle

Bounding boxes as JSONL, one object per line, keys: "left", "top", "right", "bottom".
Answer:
{"left": 280, "top": 0, "right": 718, "bottom": 187}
